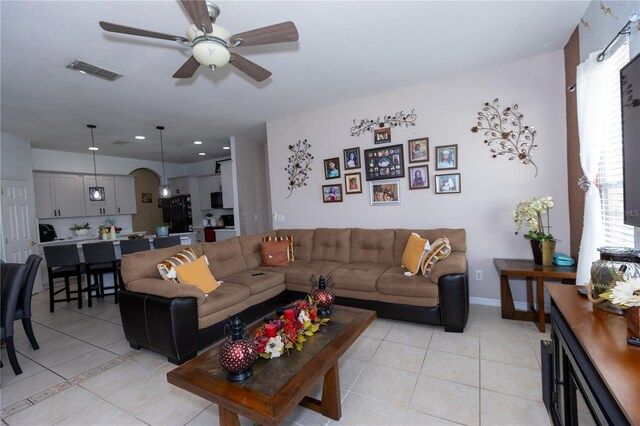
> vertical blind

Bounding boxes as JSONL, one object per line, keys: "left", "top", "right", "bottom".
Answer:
{"left": 598, "top": 40, "right": 635, "bottom": 247}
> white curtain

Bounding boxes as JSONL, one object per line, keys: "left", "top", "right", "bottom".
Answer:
{"left": 576, "top": 51, "right": 608, "bottom": 284}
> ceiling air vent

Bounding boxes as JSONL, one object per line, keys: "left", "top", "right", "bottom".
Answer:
{"left": 66, "top": 60, "right": 122, "bottom": 81}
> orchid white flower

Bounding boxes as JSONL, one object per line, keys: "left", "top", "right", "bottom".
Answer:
{"left": 298, "top": 310, "right": 310, "bottom": 324}
{"left": 609, "top": 278, "right": 640, "bottom": 308}
{"left": 513, "top": 196, "right": 554, "bottom": 240}
{"left": 265, "top": 335, "right": 284, "bottom": 358}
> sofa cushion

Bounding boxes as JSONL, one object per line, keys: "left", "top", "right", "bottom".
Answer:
{"left": 284, "top": 260, "right": 344, "bottom": 286}
{"left": 174, "top": 256, "right": 220, "bottom": 293}
{"left": 311, "top": 228, "right": 351, "bottom": 262}
{"left": 277, "top": 229, "right": 315, "bottom": 261}
{"left": 197, "top": 283, "right": 251, "bottom": 319}
{"left": 260, "top": 240, "right": 290, "bottom": 266}
{"left": 121, "top": 244, "right": 203, "bottom": 284}
{"left": 377, "top": 266, "right": 439, "bottom": 299}
{"left": 394, "top": 229, "right": 466, "bottom": 265}
{"left": 202, "top": 237, "right": 248, "bottom": 279}
{"left": 239, "top": 232, "right": 276, "bottom": 269}
{"left": 329, "top": 263, "right": 390, "bottom": 292}
{"left": 224, "top": 269, "right": 286, "bottom": 295}
{"left": 349, "top": 228, "right": 394, "bottom": 264}
{"left": 126, "top": 277, "right": 207, "bottom": 305}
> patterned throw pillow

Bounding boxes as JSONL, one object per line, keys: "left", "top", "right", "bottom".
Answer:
{"left": 262, "top": 235, "right": 294, "bottom": 261}
{"left": 401, "top": 233, "right": 430, "bottom": 275}
{"left": 173, "top": 256, "right": 220, "bottom": 293}
{"left": 157, "top": 247, "right": 198, "bottom": 282}
{"left": 421, "top": 237, "right": 452, "bottom": 277}
{"left": 260, "top": 240, "right": 290, "bottom": 267}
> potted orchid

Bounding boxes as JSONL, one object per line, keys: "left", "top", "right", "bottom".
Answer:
{"left": 513, "top": 196, "right": 555, "bottom": 265}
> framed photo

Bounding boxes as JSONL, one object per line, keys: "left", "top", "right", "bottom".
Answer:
{"left": 323, "top": 157, "right": 341, "bottom": 179}
{"left": 322, "top": 184, "right": 343, "bottom": 202}
{"left": 344, "top": 172, "right": 363, "bottom": 194}
{"left": 408, "top": 165, "right": 430, "bottom": 190}
{"left": 374, "top": 127, "right": 391, "bottom": 144}
{"left": 364, "top": 144, "right": 405, "bottom": 181}
{"left": 408, "top": 138, "right": 429, "bottom": 163}
{"left": 435, "top": 144, "right": 458, "bottom": 170}
{"left": 343, "top": 147, "right": 361, "bottom": 170}
{"left": 370, "top": 180, "right": 400, "bottom": 205}
{"left": 435, "top": 173, "right": 461, "bottom": 194}
{"left": 141, "top": 192, "right": 153, "bottom": 203}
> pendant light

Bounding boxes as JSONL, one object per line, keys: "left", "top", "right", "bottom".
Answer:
{"left": 157, "top": 125, "right": 171, "bottom": 198}
{"left": 87, "top": 124, "right": 105, "bottom": 201}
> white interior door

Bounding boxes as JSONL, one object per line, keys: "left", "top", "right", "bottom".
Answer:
{"left": 1, "top": 178, "right": 42, "bottom": 292}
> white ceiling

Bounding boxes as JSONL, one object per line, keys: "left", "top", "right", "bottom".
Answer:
{"left": 1, "top": 1, "right": 589, "bottom": 164}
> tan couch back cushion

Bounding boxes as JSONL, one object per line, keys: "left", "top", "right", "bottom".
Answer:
{"left": 202, "top": 237, "right": 248, "bottom": 279}
{"left": 349, "top": 228, "right": 395, "bottom": 264}
{"left": 121, "top": 244, "right": 203, "bottom": 284}
{"left": 393, "top": 228, "right": 466, "bottom": 265}
{"left": 311, "top": 228, "right": 351, "bottom": 262}
{"left": 276, "top": 229, "right": 315, "bottom": 261}
{"left": 238, "top": 232, "right": 277, "bottom": 269}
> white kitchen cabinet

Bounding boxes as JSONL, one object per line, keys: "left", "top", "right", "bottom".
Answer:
{"left": 114, "top": 176, "right": 137, "bottom": 214}
{"left": 198, "top": 175, "right": 222, "bottom": 210}
{"left": 220, "top": 161, "right": 234, "bottom": 209}
{"left": 83, "top": 176, "right": 116, "bottom": 216}
{"left": 168, "top": 176, "right": 191, "bottom": 195}
{"left": 33, "top": 173, "right": 85, "bottom": 218}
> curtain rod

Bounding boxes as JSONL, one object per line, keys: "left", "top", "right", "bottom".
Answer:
{"left": 598, "top": 13, "right": 639, "bottom": 62}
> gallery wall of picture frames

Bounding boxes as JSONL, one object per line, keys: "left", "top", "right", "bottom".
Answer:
{"left": 318, "top": 121, "right": 462, "bottom": 203}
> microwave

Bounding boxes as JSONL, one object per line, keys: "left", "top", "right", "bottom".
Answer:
{"left": 210, "top": 192, "right": 223, "bottom": 209}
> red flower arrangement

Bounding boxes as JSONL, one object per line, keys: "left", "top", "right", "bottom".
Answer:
{"left": 255, "top": 297, "right": 329, "bottom": 359}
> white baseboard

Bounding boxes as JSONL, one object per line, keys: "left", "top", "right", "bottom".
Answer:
{"left": 470, "top": 296, "right": 529, "bottom": 311}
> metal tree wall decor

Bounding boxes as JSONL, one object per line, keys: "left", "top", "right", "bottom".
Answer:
{"left": 350, "top": 109, "right": 417, "bottom": 137}
{"left": 471, "top": 98, "right": 539, "bottom": 176}
{"left": 285, "top": 139, "right": 313, "bottom": 198}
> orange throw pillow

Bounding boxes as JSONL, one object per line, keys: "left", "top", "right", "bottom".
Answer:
{"left": 260, "top": 240, "right": 290, "bottom": 267}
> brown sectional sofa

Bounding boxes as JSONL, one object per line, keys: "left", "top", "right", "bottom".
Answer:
{"left": 119, "top": 228, "right": 468, "bottom": 364}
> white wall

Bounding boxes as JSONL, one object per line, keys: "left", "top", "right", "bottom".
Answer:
{"left": 579, "top": 1, "right": 640, "bottom": 61}
{"left": 1, "top": 132, "right": 33, "bottom": 180}
{"left": 266, "top": 51, "right": 570, "bottom": 303}
{"left": 233, "top": 136, "right": 271, "bottom": 235}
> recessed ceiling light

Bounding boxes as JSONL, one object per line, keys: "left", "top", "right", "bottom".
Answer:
{"left": 194, "top": 141, "right": 203, "bottom": 145}
{"left": 198, "top": 152, "right": 206, "bottom": 156}
{"left": 88, "top": 147, "right": 99, "bottom": 151}
{"left": 134, "top": 135, "right": 145, "bottom": 140}
{"left": 222, "top": 146, "right": 230, "bottom": 150}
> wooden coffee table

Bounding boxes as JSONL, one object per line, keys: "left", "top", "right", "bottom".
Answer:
{"left": 167, "top": 305, "right": 376, "bottom": 426}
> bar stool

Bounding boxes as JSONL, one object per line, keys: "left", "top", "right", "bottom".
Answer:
{"left": 82, "top": 242, "right": 119, "bottom": 306}
{"left": 1, "top": 263, "right": 28, "bottom": 375}
{"left": 152, "top": 236, "right": 181, "bottom": 249}
{"left": 43, "top": 245, "right": 84, "bottom": 312}
{"left": 120, "top": 238, "right": 151, "bottom": 254}
{"left": 15, "top": 254, "right": 43, "bottom": 350}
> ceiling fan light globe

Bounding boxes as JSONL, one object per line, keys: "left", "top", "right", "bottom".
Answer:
{"left": 192, "top": 41, "right": 230, "bottom": 67}
{"left": 159, "top": 184, "right": 171, "bottom": 198}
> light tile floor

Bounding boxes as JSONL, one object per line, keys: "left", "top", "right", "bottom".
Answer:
{"left": 1, "top": 291, "right": 551, "bottom": 425}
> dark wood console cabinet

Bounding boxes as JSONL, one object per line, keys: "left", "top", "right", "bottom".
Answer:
{"left": 543, "top": 284, "right": 639, "bottom": 425}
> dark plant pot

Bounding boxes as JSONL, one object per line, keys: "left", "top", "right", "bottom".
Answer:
{"left": 530, "top": 239, "right": 543, "bottom": 265}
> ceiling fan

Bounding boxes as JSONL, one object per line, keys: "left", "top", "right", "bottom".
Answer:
{"left": 99, "top": 0, "right": 298, "bottom": 82}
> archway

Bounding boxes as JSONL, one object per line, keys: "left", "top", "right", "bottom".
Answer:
{"left": 129, "top": 168, "right": 162, "bottom": 235}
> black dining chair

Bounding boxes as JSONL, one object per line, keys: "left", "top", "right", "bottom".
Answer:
{"left": 120, "top": 238, "right": 151, "bottom": 255}
{"left": 152, "top": 235, "right": 181, "bottom": 249}
{"left": 83, "top": 242, "right": 119, "bottom": 306}
{"left": 14, "top": 254, "right": 43, "bottom": 350}
{"left": 1, "top": 263, "right": 29, "bottom": 375}
{"left": 43, "top": 245, "right": 84, "bottom": 312}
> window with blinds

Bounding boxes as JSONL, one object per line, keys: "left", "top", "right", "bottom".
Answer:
{"left": 598, "top": 40, "right": 635, "bottom": 247}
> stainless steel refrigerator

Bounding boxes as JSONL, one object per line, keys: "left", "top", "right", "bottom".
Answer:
{"left": 162, "top": 195, "right": 193, "bottom": 233}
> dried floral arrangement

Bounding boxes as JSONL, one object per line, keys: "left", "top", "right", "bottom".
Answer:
{"left": 285, "top": 139, "right": 313, "bottom": 199}
{"left": 350, "top": 109, "right": 417, "bottom": 137}
{"left": 471, "top": 99, "right": 539, "bottom": 176}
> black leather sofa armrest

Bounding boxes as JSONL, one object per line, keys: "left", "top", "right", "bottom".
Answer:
{"left": 437, "top": 272, "right": 469, "bottom": 332}
{"left": 119, "top": 289, "right": 199, "bottom": 364}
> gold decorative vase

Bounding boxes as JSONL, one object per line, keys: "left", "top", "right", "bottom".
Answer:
{"left": 541, "top": 240, "right": 556, "bottom": 266}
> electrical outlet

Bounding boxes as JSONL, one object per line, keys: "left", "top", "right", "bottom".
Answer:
{"left": 278, "top": 214, "right": 285, "bottom": 223}
{"left": 475, "top": 270, "right": 483, "bottom": 281}
{"left": 272, "top": 213, "right": 277, "bottom": 222}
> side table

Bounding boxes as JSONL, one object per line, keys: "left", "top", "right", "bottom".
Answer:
{"left": 493, "top": 258, "right": 577, "bottom": 332}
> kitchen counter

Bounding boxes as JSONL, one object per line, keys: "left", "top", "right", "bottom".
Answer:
{"left": 39, "top": 231, "right": 194, "bottom": 247}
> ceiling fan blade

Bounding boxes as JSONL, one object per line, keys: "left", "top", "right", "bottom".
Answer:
{"left": 180, "top": 0, "right": 213, "bottom": 33}
{"left": 99, "top": 21, "right": 188, "bottom": 43}
{"left": 229, "top": 53, "right": 272, "bottom": 82}
{"left": 173, "top": 56, "right": 200, "bottom": 79}
{"left": 230, "top": 21, "right": 298, "bottom": 47}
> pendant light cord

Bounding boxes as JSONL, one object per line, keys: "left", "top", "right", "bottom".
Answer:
{"left": 90, "top": 126, "right": 98, "bottom": 185}
{"left": 158, "top": 126, "right": 166, "bottom": 184}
